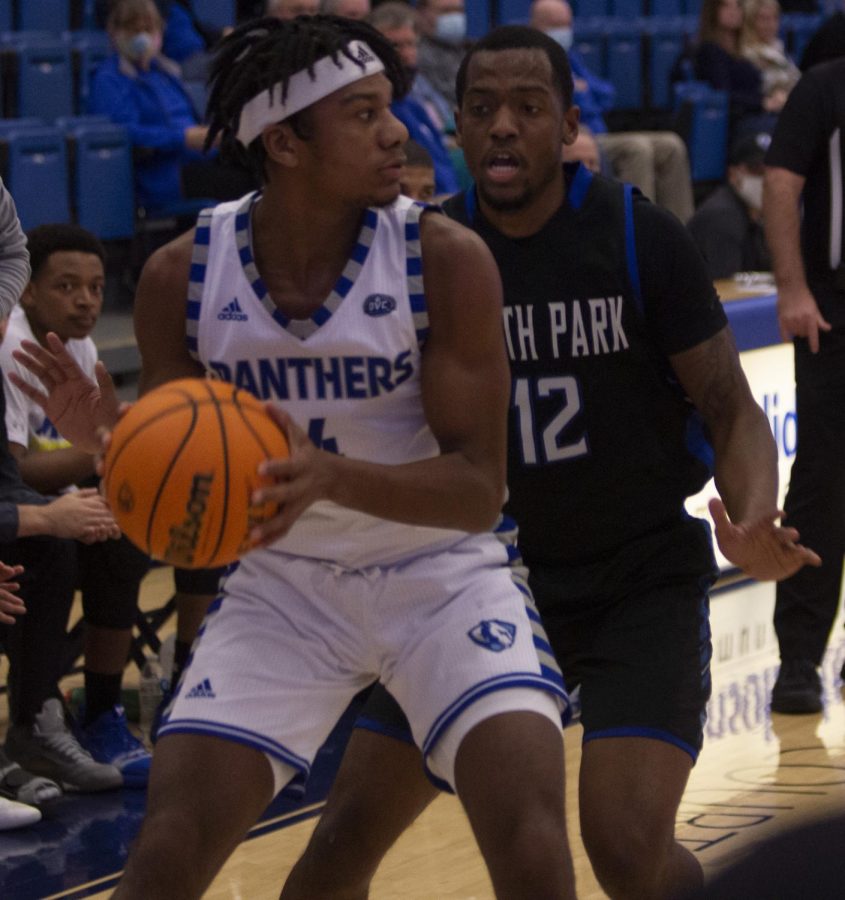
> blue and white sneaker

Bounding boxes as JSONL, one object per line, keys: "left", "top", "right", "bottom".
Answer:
{"left": 77, "top": 706, "right": 151, "bottom": 788}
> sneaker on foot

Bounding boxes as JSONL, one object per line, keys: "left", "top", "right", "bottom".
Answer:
{"left": 0, "top": 749, "right": 61, "bottom": 809}
{"left": 78, "top": 706, "right": 151, "bottom": 788}
{"left": 4, "top": 698, "right": 122, "bottom": 792}
{"left": 771, "top": 659, "right": 823, "bottom": 714}
{"left": 0, "top": 795, "right": 41, "bottom": 830}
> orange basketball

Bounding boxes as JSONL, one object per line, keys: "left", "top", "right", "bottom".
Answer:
{"left": 103, "top": 378, "right": 289, "bottom": 569}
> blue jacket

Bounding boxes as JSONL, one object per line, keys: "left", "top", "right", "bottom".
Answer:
{"left": 568, "top": 48, "right": 615, "bottom": 135}
{"left": 86, "top": 54, "right": 205, "bottom": 208}
{"left": 391, "top": 95, "right": 459, "bottom": 196}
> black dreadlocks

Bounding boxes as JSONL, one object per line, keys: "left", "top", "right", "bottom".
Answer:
{"left": 205, "top": 15, "right": 408, "bottom": 181}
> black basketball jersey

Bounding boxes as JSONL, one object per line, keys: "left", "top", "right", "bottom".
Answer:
{"left": 444, "top": 165, "right": 728, "bottom": 567}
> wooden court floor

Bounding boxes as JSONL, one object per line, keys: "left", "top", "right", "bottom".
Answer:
{"left": 3, "top": 568, "right": 844, "bottom": 899}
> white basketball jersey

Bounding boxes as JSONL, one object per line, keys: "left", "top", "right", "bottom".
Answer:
{"left": 186, "top": 192, "right": 473, "bottom": 568}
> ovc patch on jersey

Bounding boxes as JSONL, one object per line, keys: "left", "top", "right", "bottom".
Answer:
{"left": 218, "top": 298, "right": 248, "bottom": 321}
{"left": 363, "top": 294, "right": 397, "bottom": 317}
{"left": 468, "top": 619, "right": 517, "bottom": 652}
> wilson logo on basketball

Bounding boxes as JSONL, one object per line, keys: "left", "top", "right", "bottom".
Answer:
{"left": 164, "top": 472, "right": 214, "bottom": 565}
{"left": 363, "top": 294, "right": 396, "bottom": 317}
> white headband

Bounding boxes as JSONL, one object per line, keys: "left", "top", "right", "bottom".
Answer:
{"left": 235, "top": 40, "right": 385, "bottom": 146}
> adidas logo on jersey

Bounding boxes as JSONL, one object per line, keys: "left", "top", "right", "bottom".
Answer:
{"left": 217, "top": 298, "right": 248, "bottom": 321}
{"left": 185, "top": 678, "right": 216, "bottom": 699}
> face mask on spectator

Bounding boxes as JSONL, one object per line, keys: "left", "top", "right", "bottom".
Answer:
{"left": 736, "top": 174, "right": 763, "bottom": 211}
{"left": 119, "top": 31, "right": 161, "bottom": 63}
{"left": 546, "top": 27, "right": 574, "bottom": 52}
{"left": 435, "top": 12, "right": 466, "bottom": 43}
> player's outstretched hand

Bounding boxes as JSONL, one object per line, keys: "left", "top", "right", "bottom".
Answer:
{"left": 249, "top": 404, "right": 334, "bottom": 547}
{"left": 0, "top": 562, "right": 25, "bottom": 625}
{"left": 9, "top": 332, "right": 120, "bottom": 453}
{"left": 708, "top": 497, "right": 821, "bottom": 582}
{"left": 46, "top": 489, "right": 122, "bottom": 543}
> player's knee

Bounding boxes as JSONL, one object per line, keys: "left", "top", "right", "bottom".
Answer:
{"left": 582, "top": 814, "right": 673, "bottom": 898}
{"left": 286, "top": 810, "right": 376, "bottom": 899}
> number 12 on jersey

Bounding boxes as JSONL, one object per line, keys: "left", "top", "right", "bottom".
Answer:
{"left": 512, "top": 376, "right": 588, "bottom": 465}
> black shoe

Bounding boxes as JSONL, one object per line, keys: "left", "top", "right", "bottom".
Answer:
{"left": 771, "top": 659, "right": 823, "bottom": 714}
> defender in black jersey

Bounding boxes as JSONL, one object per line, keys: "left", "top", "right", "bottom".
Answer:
{"left": 279, "top": 26, "right": 821, "bottom": 900}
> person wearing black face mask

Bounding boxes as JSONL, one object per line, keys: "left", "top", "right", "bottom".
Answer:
{"left": 688, "top": 132, "right": 772, "bottom": 279}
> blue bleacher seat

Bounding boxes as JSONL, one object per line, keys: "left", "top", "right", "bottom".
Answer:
{"left": 606, "top": 25, "right": 644, "bottom": 109}
{"left": 67, "top": 30, "right": 111, "bottom": 112}
{"left": 191, "top": 0, "right": 235, "bottom": 29}
{"left": 572, "top": 21, "right": 607, "bottom": 78}
{"left": 575, "top": 0, "right": 610, "bottom": 16}
{"left": 14, "top": 39, "right": 74, "bottom": 120}
{"left": 0, "top": 124, "right": 70, "bottom": 229}
{"left": 17, "top": 0, "right": 70, "bottom": 32}
{"left": 609, "top": 0, "right": 643, "bottom": 18}
{"left": 651, "top": 0, "right": 684, "bottom": 16}
{"left": 782, "top": 13, "right": 823, "bottom": 63}
{"left": 674, "top": 81, "right": 728, "bottom": 182}
{"left": 65, "top": 122, "right": 134, "bottom": 239}
{"left": 646, "top": 21, "right": 685, "bottom": 108}
{"left": 497, "top": 0, "right": 529, "bottom": 27}
{"left": 467, "top": 0, "right": 491, "bottom": 36}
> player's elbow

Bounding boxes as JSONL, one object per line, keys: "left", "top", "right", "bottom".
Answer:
{"left": 463, "top": 483, "right": 506, "bottom": 533}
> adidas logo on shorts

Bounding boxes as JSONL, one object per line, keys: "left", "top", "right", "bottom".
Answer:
{"left": 217, "top": 298, "right": 248, "bottom": 321}
{"left": 185, "top": 678, "right": 216, "bottom": 699}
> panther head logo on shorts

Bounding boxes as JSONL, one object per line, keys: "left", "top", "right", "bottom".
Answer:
{"left": 468, "top": 619, "right": 517, "bottom": 652}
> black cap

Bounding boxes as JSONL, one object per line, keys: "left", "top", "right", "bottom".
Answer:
{"left": 729, "top": 132, "right": 771, "bottom": 167}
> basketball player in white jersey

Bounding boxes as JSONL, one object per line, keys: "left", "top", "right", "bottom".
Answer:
{"left": 15, "top": 15, "right": 575, "bottom": 899}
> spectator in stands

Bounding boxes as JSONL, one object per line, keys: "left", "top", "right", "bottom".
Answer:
{"left": 369, "top": 2, "right": 459, "bottom": 196}
{"left": 687, "top": 131, "right": 772, "bottom": 279}
{"left": 0, "top": 224, "right": 152, "bottom": 789}
{"left": 531, "top": 0, "right": 695, "bottom": 223}
{"left": 400, "top": 139, "right": 436, "bottom": 202}
{"left": 321, "top": 0, "right": 370, "bottom": 20}
{"left": 678, "top": 0, "right": 776, "bottom": 135}
{"left": 742, "top": 0, "right": 800, "bottom": 113}
{"left": 266, "top": 0, "right": 319, "bottom": 18}
{"left": 88, "top": 0, "right": 255, "bottom": 212}
{"left": 562, "top": 125, "right": 601, "bottom": 173}
{"left": 416, "top": 0, "right": 471, "bottom": 109}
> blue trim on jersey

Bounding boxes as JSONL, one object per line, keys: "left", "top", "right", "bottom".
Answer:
{"left": 623, "top": 182, "right": 643, "bottom": 314}
{"left": 533, "top": 634, "right": 555, "bottom": 658}
{"left": 186, "top": 207, "right": 215, "bottom": 361}
{"left": 353, "top": 715, "right": 417, "bottom": 746}
{"left": 583, "top": 725, "right": 699, "bottom": 762}
{"left": 525, "top": 605, "right": 542, "bottom": 624}
{"left": 156, "top": 720, "right": 312, "bottom": 776}
{"left": 194, "top": 224, "right": 210, "bottom": 245}
{"left": 568, "top": 162, "right": 593, "bottom": 211}
{"left": 186, "top": 300, "right": 200, "bottom": 320}
{"left": 234, "top": 193, "right": 379, "bottom": 340}
{"left": 541, "top": 664, "right": 567, "bottom": 694}
{"left": 422, "top": 674, "right": 568, "bottom": 758}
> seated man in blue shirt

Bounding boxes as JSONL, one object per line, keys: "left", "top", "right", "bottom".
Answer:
{"left": 531, "top": 0, "right": 695, "bottom": 223}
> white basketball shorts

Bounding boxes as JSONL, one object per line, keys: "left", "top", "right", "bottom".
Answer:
{"left": 158, "top": 533, "right": 568, "bottom": 792}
